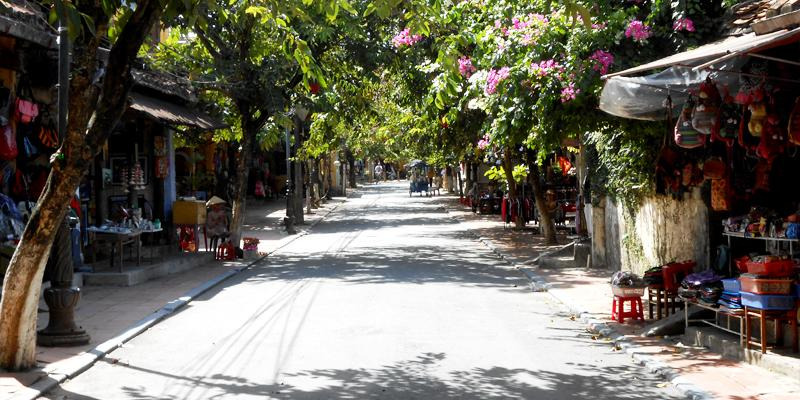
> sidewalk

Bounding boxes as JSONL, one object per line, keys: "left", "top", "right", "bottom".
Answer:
{"left": 440, "top": 194, "right": 800, "bottom": 400}
{"left": 0, "top": 196, "right": 343, "bottom": 400}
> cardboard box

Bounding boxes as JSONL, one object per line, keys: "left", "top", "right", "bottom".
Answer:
{"left": 173, "top": 200, "right": 207, "bottom": 225}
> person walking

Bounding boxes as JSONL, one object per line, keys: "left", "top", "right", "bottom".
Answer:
{"left": 374, "top": 163, "right": 383, "bottom": 184}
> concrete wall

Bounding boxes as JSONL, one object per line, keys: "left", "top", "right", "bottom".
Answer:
{"left": 594, "top": 189, "right": 709, "bottom": 275}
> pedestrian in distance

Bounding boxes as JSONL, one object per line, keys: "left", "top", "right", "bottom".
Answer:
{"left": 374, "top": 163, "right": 383, "bottom": 184}
{"left": 206, "top": 196, "right": 230, "bottom": 254}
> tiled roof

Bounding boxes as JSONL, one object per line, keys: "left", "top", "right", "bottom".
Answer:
{"left": 725, "top": 0, "right": 800, "bottom": 36}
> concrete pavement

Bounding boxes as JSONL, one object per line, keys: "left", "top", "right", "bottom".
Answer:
{"left": 441, "top": 189, "right": 800, "bottom": 400}
{"left": 41, "top": 182, "right": 681, "bottom": 399}
{"left": 1, "top": 197, "right": 341, "bottom": 400}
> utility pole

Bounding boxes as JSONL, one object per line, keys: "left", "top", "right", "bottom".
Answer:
{"left": 37, "top": 7, "right": 90, "bottom": 346}
{"left": 283, "top": 124, "right": 296, "bottom": 234}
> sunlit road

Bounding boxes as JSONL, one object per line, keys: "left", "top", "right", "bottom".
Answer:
{"left": 44, "top": 182, "right": 681, "bottom": 399}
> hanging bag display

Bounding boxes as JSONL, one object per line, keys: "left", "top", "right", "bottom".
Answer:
{"left": 756, "top": 112, "right": 786, "bottom": 160}
{"left": 37, "top": 113, "right": 58, "bottom": 149}
{"left": 691, "top": 79, "right": 721, "bottom": 135}
{"left": 703, "top": 157, "right": 725, "bottom": 180}
{"left": 13, "top": 80, "right": 39, "bottom": 124}
{"left": 787, "top": 96, "right": 800, "bottom": 145}
{"left": 715, "top": 97, "right": 740, "bottom": 146}
{"left": 746, "top": 88, "right": 768, "bottom": 138}
{"left": 711, "top": 178, "right": 731, "bottom": 212}
{"left": 0, "top": 124, "right": 18, "bottom": 160}
{"left": 675, "top": 97, "right": 706, "bottom": 149}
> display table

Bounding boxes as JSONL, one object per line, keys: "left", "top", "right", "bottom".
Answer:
{"left": 744, "top": 306, "right": 799, "bottom": 354}
{"left": 684, "top": 300, "right": 745, "bottom": 345}
{"left": 722, "top": 232, "right": 798, "bottom": 274}
{"left": 87, "top": 228, "right": 142, "bottom": 272}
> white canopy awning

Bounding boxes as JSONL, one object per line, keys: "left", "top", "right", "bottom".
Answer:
{"left": 602, "top": 27, "right": 800, "bottom": 79}
{"left": 599, "top": 59, "right": 745, "bottom": 121}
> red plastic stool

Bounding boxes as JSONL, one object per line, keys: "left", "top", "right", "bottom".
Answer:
{"left": 612, "top": 296, "right": 644, "bottom": 323}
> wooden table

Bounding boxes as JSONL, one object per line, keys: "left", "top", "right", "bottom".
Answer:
{"left": 87, "top": 228, "right": 142, "bottom": 272}
{"left": 744, "top": 306, "right": 798, "bottom": 354}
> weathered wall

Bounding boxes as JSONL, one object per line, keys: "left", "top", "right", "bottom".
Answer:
{"left": 597, "top": 189, "right": 709, "bottom": 275}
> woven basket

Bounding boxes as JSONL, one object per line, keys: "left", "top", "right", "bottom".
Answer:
{"left": 611, "top": 285, "right": 645, "bottom": 297}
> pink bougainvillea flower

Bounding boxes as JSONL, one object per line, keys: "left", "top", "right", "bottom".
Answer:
{"left": 511, "top": 17, "right": 530, "bottom": 30}
{"left": 392, "top": 28, "right": 423, "bottom": 48}
{"left": 625, "top": 20, "right": 651, "bottom": 42}
{"left": 529, "top": 13, "right": 548, "bottom": 25}
{"left": 458, "top": 56, "right": 477, "bottom": 78}
{"left": 673, "top": 17, "right": 695, "bottom": 32}
{"left": 589, "top": 50, "right": 614, "bottom": 75}
{"left": 560, "top": 82, "right": 579, "bottom": 103}
{"left": 521, "top": 33, "right": 534, "bottom": 45}
{"left": 485, "top": 67, "right": 510, "bottom": 95}
{"left": 477, "top": 134, "right": 491, "bottom": 150}
{"left": 530, "top": 59, "right": 561, "bottom": 78}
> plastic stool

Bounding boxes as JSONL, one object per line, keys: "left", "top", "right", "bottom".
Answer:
{"left": 612, "top": 296, "right": 644, "bottom": 323}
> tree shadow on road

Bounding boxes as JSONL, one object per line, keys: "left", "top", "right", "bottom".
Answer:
{"left": 104, "top": 350, "right": 678, "bottom": 399}
{"left": 247, "top": 244, "right": 526, "bottom": 291}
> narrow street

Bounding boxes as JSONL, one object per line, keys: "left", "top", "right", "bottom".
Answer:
{"left": 43, "top": 182, "right": 681, "bottom": 399}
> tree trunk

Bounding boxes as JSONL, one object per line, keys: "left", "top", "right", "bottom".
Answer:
{"left": 293, "top": 119, "right": 304, "bottom": 224}
{"left": 0, "top": 0, "right": 163, "bottom": 370}
{"left": 502, "top": 146, "right": 523, "bottom": 230}
{"left": 576, "top": 142, "right": 588, "bottom": 237}
{"left": 310, "top": 159, "right": 320, "bottom": 208}
{"left": 228, "top": 120, "right": 256, "bottom": 248}
{"left": 529, "top": 161, "right": 558, "bottom": 245}
{"left": 347, "top": 153, "right": 356, "bottom": 188}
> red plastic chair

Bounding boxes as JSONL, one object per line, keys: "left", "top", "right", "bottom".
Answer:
{"left": 661, "top": 261, "right": 696, "bottom": 316}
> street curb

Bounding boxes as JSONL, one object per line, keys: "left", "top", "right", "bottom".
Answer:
{"left": 18, "top": 200, "right": 343, "bottom": 400}
{"left": 442, "top": 201, "right": 713, "bottom": 400}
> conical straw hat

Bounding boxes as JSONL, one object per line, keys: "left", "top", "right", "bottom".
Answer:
{"left": 206, "top": 196, "right": 227, "bottom": 207}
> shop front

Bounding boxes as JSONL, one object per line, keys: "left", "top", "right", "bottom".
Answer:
{"left": 82, "top": 70, "right": 226, "bottom": 270}
{"left": 599, "top": 11, "right": 800, "bottom": 357}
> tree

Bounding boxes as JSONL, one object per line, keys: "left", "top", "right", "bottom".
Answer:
{"left": 153, "top": 0, "right": 377, "bottom": 242}
{"left": 0, "top": 0, "right": 182, "bottom": 370}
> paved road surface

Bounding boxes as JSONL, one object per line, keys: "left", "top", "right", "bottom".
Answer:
{"left": 43, "top": 182, "right": 681, "bottom": 399}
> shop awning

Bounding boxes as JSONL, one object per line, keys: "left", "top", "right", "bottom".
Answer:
{"left": 128, "top": 93, "right": 226, "bottom": 131}
{"left": 599, "top": 59, "right": 745, "bottom": 121}
{"left": 602, "top": 27, "right": 800, "bottom": 79}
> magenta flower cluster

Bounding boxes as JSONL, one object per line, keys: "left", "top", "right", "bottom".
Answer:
{"left": 589, "top": 50, "right": 614, "bottom": 75}
{"left": 530, "top": 59, "right": 562, "bottom": 78}
{"left": 625, "top": 20, "right": 651, "bottom": 42}
{"left": 477, "top": 134, "right": 491, "bottom": 150}
{"left": 673, "top": 17, "right": 695, "bottom": 32}
{"left": 511, "top": 17, "right": 529, "bottom": 31}
{"left": 485, "top": 67, "right": 510, "bottom": 95}
{"left": 560, "top": 82, "right": 579, "bottom": 103}
{"left": 458, "top": 56, "right": 477, "bottom": 78}
{"left": 392, "top": 28, "right": 423, "bottom": 48}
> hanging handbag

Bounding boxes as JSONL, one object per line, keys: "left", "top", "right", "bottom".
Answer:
{"left": 0, "top": 124, "right": 18, "bottom": 160}
{"left": 13, "top": 80, "right": 39, "bottom": 124}
{"left": 747, "top": 102, "right": 767, "bottom": 138}
{"left": 756, "top": 115, "right": 786, "bottom": 160}
{"left": 703, "top": 158, "right": 725, "bottom": 180}
{"left": 37, "top": 118, "right": 58, "bottom": 149}
{"left": 691, "top": 79, "right": 721, "bottom": 135}
{"left": 715, "top": 100, "right": 740, "bottom": 146}
{"left": 22, "top": 136, "right": 38, "bottom": 158}
{"left": 675, "top": 97, "right": 705, "bottom": 149}
{"left": 788, "top": 97, "right": 800, "bottom": 145}
{"left": 711, "top": 178, "right": 731, "bottom": 211}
